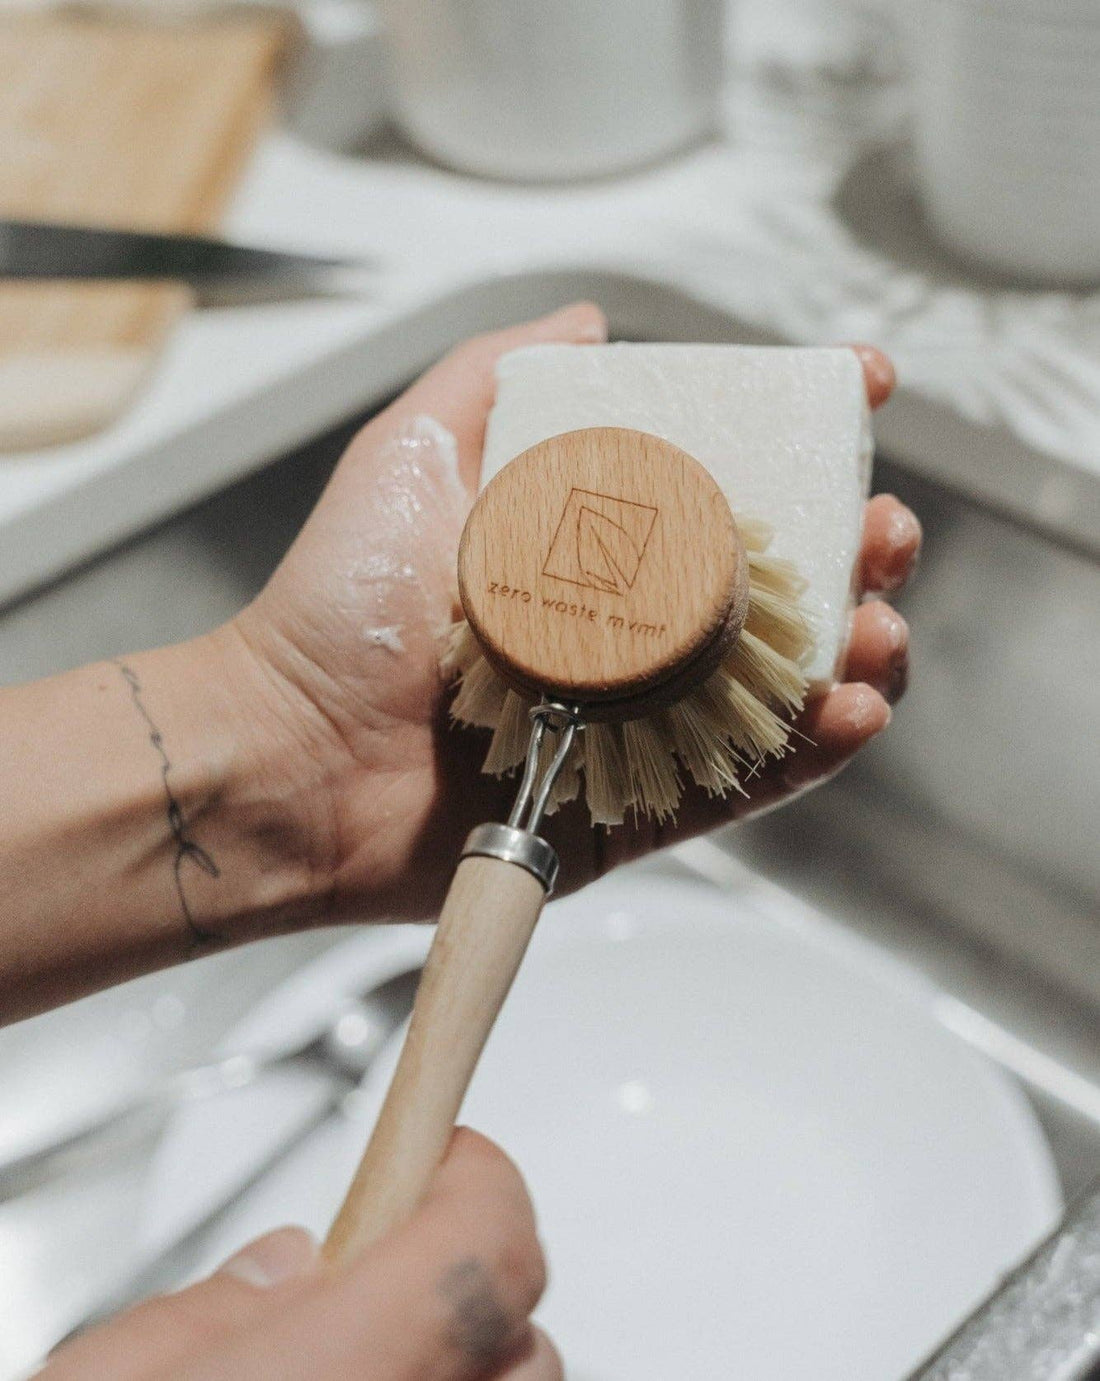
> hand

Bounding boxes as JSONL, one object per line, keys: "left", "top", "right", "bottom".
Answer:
{"left": 227, "top": 303, "right": 920, "bottom": 920}
{"left": 0, "top": 305, "right": 917, "bottom": 1015}
{"left": 42, "top": 1130, "right": 560, "bottom": 1381}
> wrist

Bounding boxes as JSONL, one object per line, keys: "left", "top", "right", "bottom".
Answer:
{"left": 148, "top": 625, "right": 342, "bottom": 942}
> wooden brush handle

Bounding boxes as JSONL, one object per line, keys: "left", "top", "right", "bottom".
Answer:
{"left": 323, "top": 855, "right": 547, "bottom": 1266}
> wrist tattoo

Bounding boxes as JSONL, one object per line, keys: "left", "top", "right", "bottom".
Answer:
{"left": 114, "top": 660, "right": 220, "bottom": 944}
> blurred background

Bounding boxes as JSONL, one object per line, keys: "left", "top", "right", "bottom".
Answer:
{"left": 0, "top": 0, "right": 1098, "bottom": 1377}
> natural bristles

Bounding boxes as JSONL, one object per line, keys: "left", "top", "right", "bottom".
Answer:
{"left": 481, "top": 691, "right": 530, "bottom": 775}
{"left": 449, "top": 651, "right": 507, "bottom": 729}
{"left": 443, "top": 515, "right": 813, "bottom": 825}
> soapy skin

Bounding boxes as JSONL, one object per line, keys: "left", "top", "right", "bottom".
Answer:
{"left": 326, "top": 415, "right": 468, "bottom": 665}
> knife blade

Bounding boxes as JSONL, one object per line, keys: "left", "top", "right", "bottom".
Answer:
{"left": 0, "top": 219, "right": 370, "bottom": 282}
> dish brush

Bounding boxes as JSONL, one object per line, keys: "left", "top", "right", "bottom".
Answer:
{"left": 324, "top": 424, "right": 815, "bottom": 1263}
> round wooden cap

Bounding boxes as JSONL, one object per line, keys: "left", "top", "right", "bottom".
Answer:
{"left": 458, "top": 427, "right": 748, "bottom": 717}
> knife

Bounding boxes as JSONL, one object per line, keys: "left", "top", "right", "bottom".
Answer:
{"left": 0, "top": 219, "right": 372, "bottom": 282}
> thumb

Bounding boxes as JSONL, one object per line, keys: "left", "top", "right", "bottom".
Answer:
{"left": 371, "top": 300, "right": 609, "bottom": 491}
{"left": 215, "top": 1225, "right": 320, "bottom": 1289}
{"left": 42, "top": 1228, "right": 318, "bottom": 1380}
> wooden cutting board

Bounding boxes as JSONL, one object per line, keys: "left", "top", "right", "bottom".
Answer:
{"left": 0, "top": 11, "right": 289, "bottom": 452}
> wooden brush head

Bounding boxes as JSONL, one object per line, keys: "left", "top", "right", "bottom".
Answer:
{"left": 458, "top": 427, "right": 749, "bottom": 720}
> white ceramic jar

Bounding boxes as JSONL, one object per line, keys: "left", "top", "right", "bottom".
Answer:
{"left": 378, "top": 0, "right": 725, "bottom": 181}
{"left": 907, "top": 0, "right": 1100, "bottom": 284}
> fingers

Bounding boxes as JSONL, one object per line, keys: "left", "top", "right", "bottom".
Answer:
{"left": 385, "top": 302, "right": 609, "bottom": 490}
{"left": 174, "top": 1128, "right": 547, "bottom": 1381}
{"left": 859, "top": 493, "right": 922, "bottom": 595}
{"left": 601, "top": 681, "right": 892, "bottom": 860}
{"left": 41, "top": 1228, "right": 319, "bottom": 1380}
{"left": 850, "top": 344, "right": 896, "bottom": 410}
{"left": 723, "top": 681, "right": 892, "bottom": 816}
{"left": 842, "top": 601, "right": 909, "bottom": 703}
{"left": 43, "top": 1133, "right": 548, "bottom": 1381}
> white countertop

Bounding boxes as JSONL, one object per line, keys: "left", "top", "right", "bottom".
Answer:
{"left": 2, "top": 34, "right": 1098, "bottom": 607}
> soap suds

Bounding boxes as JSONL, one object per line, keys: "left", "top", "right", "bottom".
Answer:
{"left": 342, "top": 415, "right": 467, "bottom": 655}
{"left": 365, "top": 625, "right": 406, "bottom": 655}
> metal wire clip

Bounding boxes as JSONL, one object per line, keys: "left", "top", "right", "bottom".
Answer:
{"left": 460, "top": 701, "right": 583, "bottom": 893}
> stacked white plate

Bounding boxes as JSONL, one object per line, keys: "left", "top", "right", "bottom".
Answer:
{"left": 907, "top": 0, "right": 1100, "bottom": 282}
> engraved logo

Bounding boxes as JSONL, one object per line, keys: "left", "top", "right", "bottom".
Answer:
{"left": 542, "top": 488, "right": 658, "bottom": 595}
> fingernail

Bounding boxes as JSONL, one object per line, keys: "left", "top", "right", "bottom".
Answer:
{"left": 867, "top": 508, "right": 922, "bottom": 594}
{"left": 851, "top": 683, "right": 892, "bottom": 735}
{"left": 883, "top": 611, "right": 910, "bottom": 703}
{"left": 889, "top": 504, "right": 922, "bottom": 551}
{"left": 849, "top": 344, "right": 897, "bottom": 405}
{"left": 538, "top": 301, "right": 608, "bottom": 342}
{"left": 886, "top": 658, "right": 908, "bottom": 703}
{"left": 219, "top": 1227, "right": 319, "bottom": 1288}
{"left": 884, "top": 608, "right": 908, "bottom": 651}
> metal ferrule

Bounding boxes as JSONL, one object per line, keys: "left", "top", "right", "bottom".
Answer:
{"left": 461, "top": 823, "right": 560, "bottom": 893}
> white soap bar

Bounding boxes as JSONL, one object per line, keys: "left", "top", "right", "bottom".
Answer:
{"left": 482, "top": 344, "right": 872, "bottom": 686}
